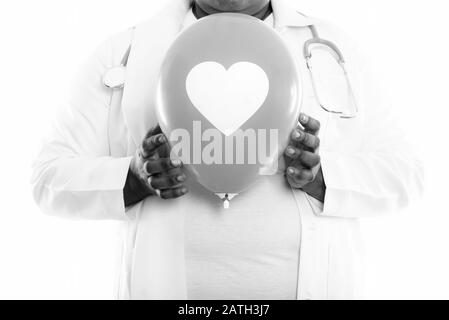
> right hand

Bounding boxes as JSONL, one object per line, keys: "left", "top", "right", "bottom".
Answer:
{"left": 130, "top": 125, "right": 188, "bottom": 200}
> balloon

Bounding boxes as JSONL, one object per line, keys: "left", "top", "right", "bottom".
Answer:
{"left": 156, "top": 13, "right": 301, "bottom": 206}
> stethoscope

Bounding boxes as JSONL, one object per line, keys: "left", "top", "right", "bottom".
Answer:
{"left": 103, "top": 24, "right": 358, "bottom": 120}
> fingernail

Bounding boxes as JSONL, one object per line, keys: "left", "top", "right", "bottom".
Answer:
{"left": 177, "top": 175, "right": 186, "bottom": 182}
{"left": 286, "top": 147, "right": 296, "bottom": 156}
{"left": 292, "top": 130, "right": 301, "bottom": 140}
{"left": 181, "top": 187, "right": 188, "bottom": 194}
{"left": 300, "top": 114, "right": 309, "bottom": 124}
{"left": 287, "top": 167, "right": 296, "bottom": 175}
{"left": 172, "top": 159, "right": 182, "bottom": 167}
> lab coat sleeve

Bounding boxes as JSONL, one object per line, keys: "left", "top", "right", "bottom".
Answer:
{"left": 317, "top": 25, "right": 424, "bottom": 218}
{"left": 31, "top": 34, "right": 133, "bottom": 220}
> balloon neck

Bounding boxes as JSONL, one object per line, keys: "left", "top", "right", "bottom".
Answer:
{"left": 215, "top": 193, "right": 238, "bottom": 209}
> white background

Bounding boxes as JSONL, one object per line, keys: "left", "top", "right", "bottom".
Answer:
{"left": 0, "top": 0, "right": 447, "bottom": 299}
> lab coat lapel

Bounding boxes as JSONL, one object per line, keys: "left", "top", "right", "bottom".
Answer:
{"left": 120, "top": 0, "right": 192, "bottom": 301}
{"left": 121, "top": 0, "right": 193, "bottom": 148}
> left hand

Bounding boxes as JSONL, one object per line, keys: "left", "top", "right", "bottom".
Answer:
{"left": 284, "top": 113, "right": 326, "bottom": 202}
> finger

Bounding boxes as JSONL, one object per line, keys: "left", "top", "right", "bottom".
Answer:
{"left": 157, "top": 142, "right": 171, "bottom": 158}
{"left": 143, "top": 125, "right": 171, "bottom": 159}
{"left": 144, "top": 158, "right": 183, "bottom": 176}
{"left": 141, "top": 134, "right": 167, "bottom": 158}
{"left": 297, "top": 150, "right": 321, "bottom": 168}
{"left": 149, "top": 169, "right": 186, "bottom": 190}
{"left": 291, "top": 129, "right": 320, "bottom": 150}
{"left": 298, "top": 113, "right": 321, "bottom": 134}
{"left": 285, "top": 147, "right": 321, "bottom": 168}
{"left": 284, "top": 146, "right": 301, "bottom": 159}
{"left": 287, "top": 167, "right": 314, "bottom": 184}
{"left": 160, "top": 187, "right": 189, "bottom": 200}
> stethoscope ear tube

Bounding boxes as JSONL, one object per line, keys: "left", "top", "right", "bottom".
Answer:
{"left": 304, "top": 26, "right": 345, "bottom": 63}
{"left": 304, "top": 25, "right": 358, "bottom": 119}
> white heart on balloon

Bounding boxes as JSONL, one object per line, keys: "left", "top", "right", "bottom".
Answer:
{"left": 186, "top": 61, "right": 270, "bottom": 136}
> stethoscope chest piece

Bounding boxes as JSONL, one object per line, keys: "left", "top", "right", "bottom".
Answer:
{"left": 103, "top": 65, "right": 126, "bottom": 89}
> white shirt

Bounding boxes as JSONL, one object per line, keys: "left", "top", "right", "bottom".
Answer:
{"left": 181, "top": 8, "right": 300, "bottom": 300}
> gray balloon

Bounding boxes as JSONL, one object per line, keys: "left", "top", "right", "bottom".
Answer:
{"left": 156, "top": 13, "right": 302, "bottom": 197}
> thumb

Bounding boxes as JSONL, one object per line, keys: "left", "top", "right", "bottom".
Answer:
{"left": 144, "top": 124, "right": 162, "bottom": 139}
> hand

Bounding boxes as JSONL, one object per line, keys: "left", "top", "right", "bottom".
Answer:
{"left": 284, "top": 113, "right": 326, "bottom": 202}
{"left": 126, "top": 125, "right": 188, "bottom": 204}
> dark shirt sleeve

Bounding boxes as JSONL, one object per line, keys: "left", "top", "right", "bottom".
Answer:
{"left": 123, "top": 168, "right": 152, "bottom": 207}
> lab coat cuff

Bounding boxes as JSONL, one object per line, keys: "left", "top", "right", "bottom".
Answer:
{"left": 319, "top": 151, "right": 349, "bottom": 217}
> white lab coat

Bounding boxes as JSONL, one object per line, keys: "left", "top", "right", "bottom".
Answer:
{"left": 31, "top": 0, "right": 423, "bottom": 300}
